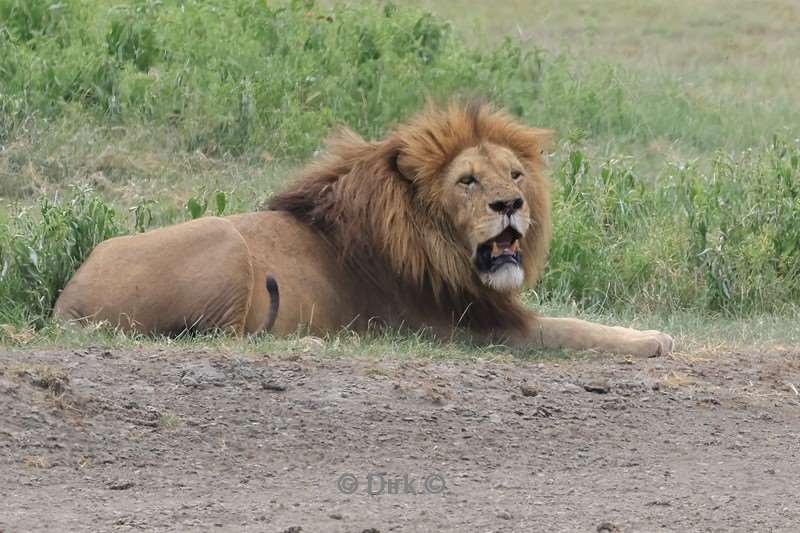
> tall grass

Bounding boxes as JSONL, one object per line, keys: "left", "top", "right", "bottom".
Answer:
{"left": 541, "top": 137, "right": 800, "bottom": 315}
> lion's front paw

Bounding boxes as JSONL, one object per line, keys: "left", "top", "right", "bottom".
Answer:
{"left": 630, "top": 330, "right": 674, "bottom": 357}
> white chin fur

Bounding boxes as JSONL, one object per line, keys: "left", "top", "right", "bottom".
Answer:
{"left": 481, "top": 264, "right": 524, "bottom": 292}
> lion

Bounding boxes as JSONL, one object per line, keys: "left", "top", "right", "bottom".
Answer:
{"left": 54, "top": 101, "right": 673, "bottom": 356}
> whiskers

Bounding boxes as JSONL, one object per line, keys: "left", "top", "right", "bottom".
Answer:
{"left": 509, "top": 212, "right": 531, "bottom": 233}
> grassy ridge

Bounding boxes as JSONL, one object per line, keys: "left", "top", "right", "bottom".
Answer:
{"left": 1, "top": 0, "right": 779, "bottom": 161}
{"left": 1, "top": 0, "right": 799, "bottom": 333}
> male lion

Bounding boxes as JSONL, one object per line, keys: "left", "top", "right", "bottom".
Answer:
{"left": 55, "top": 102, "right": 673, "bottom": 356}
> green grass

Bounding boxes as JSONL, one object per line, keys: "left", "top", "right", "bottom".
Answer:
{"left": 2, "top": 0, "right": 792, "bottom": 170}
{"left": 541, "top": 139, "right": 800, "bottom": 315}
{"left": 1, "top": 0, "right": 798, "bottom": 350}
{"left": 4, "top": 301, "right": 798, "bottom": 355}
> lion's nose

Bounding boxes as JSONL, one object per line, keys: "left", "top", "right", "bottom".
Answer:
{"left": 489, "top": 197, "right": 524, "bottom": 215}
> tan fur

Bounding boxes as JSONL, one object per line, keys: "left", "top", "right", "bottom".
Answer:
{"left": 54, "top": 101, "right": 672, "bottom": 356}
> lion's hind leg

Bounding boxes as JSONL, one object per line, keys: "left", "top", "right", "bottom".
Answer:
{"left": 54, "top": 217, "right": 255, "bottom": 336}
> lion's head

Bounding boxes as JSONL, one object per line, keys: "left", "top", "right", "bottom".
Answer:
{"left": 268, "top": 100, "right": 551, "bottom": 304}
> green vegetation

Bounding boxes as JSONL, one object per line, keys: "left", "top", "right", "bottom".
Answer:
{"left": 542, "top": 138, "right": 800, "bottom": 315}
{"left": 1, "top": 0, "right": 798, "bottom": 349}
{"left": 0, "top": 188, "right": 121, "bottom": 326}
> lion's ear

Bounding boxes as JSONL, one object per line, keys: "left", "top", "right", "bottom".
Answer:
{"left": 393, "top": 152, "right": 417, "bottom": 182}
{"left": 512, "top": 127, "right": 554, "bottom": 168}
{"left": 530, "top": 127, "right": 554, "bottom": 154}
{"left": 384, "top": 137, "right": 415, "bottom": 182}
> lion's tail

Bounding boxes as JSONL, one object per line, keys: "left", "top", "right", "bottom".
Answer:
{"left": 261, "top": 274, "right": 280, "bottom": 333}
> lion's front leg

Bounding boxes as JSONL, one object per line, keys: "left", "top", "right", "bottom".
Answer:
{"left": 529, "top": 316, "right": 673, "bottom": 357}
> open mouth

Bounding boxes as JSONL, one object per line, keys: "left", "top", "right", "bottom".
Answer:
{"left": 475, "top": 226, "right": 522, "bottom": 273}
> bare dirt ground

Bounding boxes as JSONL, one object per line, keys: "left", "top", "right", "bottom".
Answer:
{"left": 2, "top": 344, "right": 799, "bottom": 532}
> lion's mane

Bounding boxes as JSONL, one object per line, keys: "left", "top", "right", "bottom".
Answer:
{"left": 267, "top": 101, "right": 552, "bottom": 333}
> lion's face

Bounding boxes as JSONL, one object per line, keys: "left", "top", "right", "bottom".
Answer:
{"left": 271, "top": 101, "right": 550, "bottom": 300}
{"left": 440, "top": 143, "right": 533, "bottom": 292}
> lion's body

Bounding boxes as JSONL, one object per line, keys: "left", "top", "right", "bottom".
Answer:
{"left": 55, "top": 210, "right": 464, "bottom": 337}
{"left": 57, "top": 212, "right": 355, "bottom": 336}
{"left": 54, "top": 102, "right": 673, "bottom": 356}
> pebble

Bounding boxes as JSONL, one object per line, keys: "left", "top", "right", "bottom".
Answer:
{"left": 107, "top": 480, "right": 134, "bottom": 490}
{"left": 262, "top": 381, "right": 288, "bottom": 392}
{"left": 583, "top": 381, "right": 611, "bottom": 394}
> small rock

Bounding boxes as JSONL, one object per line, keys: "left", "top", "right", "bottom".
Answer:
{"left": 561, "top": 382, "right": 583, "bottom": 394}
{"left": 180, "top": 376, "right": 199, "bottom": 387}
{"left": 597, "top": 522, "right": 620, "bottom": 533}
{"left": 179, "top": 362, "right": 225, "bottom": 388}
{"left": 583, "top": 381, "right": 611, "bottom": 394}
{"left": 107, "top": 480, "right": 134, "bottom": 490}
{"left": 262, "top": 381, "right": 288, "bottom": 392}
{"left": 520, "top": 384, "right": 538, "bottom": 397}
{"left": 698, "top": 397, "right": 720, "bottom": 406}
{"left": 329, "top": 512, "right": 343, "bottom": 520}
{"left": 496, "top": 511, "right": 513, "bottom": 520}
{"left": 231, "top": 361, "right": 261, "bottom": 381}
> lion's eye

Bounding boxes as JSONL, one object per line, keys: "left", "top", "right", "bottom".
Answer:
{"left": 458, "top": 175, "right": 478, "bottom": 186}
{"left": 511, "top": 170, "right": 523, "bottom": 181}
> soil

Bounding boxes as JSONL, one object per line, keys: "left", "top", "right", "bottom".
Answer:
{"left": 1, "top": 344, "right": 799, "bottom": 532}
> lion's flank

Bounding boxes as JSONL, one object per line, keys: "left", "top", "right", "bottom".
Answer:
{"left": 267, "top": 100, "right": 552, "bottom": 308}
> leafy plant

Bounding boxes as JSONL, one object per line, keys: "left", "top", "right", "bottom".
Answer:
{"left": 0, "top": 187, "right": 122, "bottom": 327}
{"left": 186, "top": 190, "right": 227, "bottom": 220}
